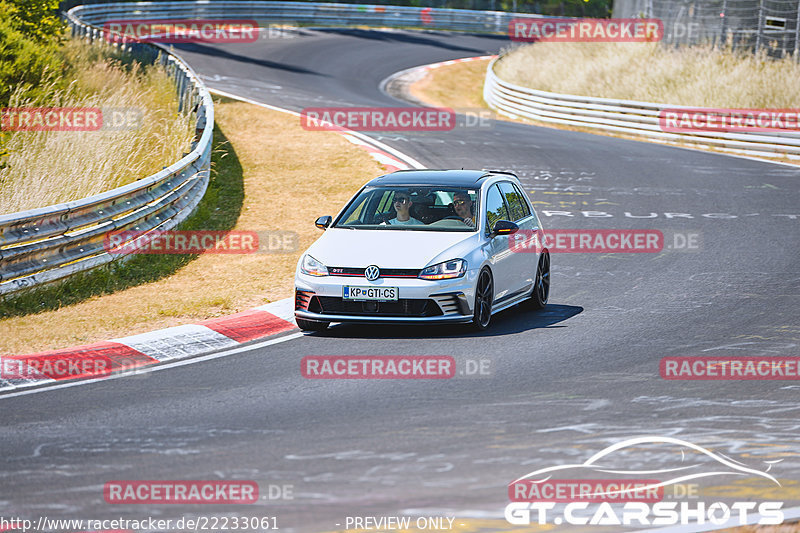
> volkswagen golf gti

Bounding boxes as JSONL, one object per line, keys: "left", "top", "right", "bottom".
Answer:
{"left": 294, "top": 169, "right": 550, "bottom": 331}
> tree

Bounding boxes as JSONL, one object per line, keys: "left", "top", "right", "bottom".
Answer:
{"left": 3, "top": 0, "right": 63, "bottom": 41}
{"left": 507, "top": 0, "right": 612, "bottom": 16}
{"left": 0, "top": 1, "right": 63, "bottom": 106}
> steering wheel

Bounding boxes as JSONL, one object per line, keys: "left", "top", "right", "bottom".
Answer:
{"left": 442, "top": 216, "right": 464, "bottom": 221}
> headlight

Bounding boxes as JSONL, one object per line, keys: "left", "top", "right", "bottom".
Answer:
{"left": 300, "top": 254, "right": 328, "bottom": 276}
{"left": 419, "top": 259, "right": 466, "bottom": 280}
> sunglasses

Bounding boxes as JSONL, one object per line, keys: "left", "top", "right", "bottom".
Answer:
{"left": 394, "top": 197, "right": 410, "bottom": 204}
{"left": 454, "top": 199, "right": 470, "bottom": 206}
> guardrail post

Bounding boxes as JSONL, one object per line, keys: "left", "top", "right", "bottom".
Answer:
{"left": 720, "top": 0, "right": 728, "bottom": 48}
{"left": 795, "top": 4, "right": 800, "bottom": 60}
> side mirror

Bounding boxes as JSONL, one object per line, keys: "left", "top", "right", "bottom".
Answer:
{"left": 490, "top": 220, "right": 519, "bottom": 237}
{"left": 315, "top": 215, "right": 332, "bottom": 230}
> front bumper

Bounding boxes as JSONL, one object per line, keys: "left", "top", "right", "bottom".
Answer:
{"left": 295, "top": 270, "right": 478, "bottom": 324}
{"left": 295, "top": 309, "right": 474, "bottom": 324}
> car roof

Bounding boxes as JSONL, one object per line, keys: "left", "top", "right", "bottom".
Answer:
{"left": 367, "top": 169, "right": 517, "bottom": 187}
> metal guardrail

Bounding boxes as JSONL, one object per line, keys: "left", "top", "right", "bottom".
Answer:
{"left": 2, "top": 1, "right": 549, "bottom": 297}
{"left": 0, "top": 7, "right": 214, "bottom": 296}
{"left": 66, "top": 1, "right": 540, "bottom": 35}
{"left": 483, "top": 55, "right": 800, "bottom": 160}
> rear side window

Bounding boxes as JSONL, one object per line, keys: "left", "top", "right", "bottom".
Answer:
{"left": 485, "top": 184, "right": 510, "bottom": 228}
{"left": 498, "top": 181, "right": 530, "bottom": 222}
{"left": 512, "top": 183, "right": 531, "bottom": 218}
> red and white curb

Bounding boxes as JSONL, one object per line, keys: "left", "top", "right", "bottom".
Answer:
{"left": 0, "top": 298, "right": 296, "bottom": 392}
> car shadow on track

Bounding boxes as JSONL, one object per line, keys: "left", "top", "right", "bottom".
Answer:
{"left": 175, "top": 43, "right": 330, "bottom": 76}
{"left": 314, "top": 28, "right": 502, "bottom": 54}
{"left": 306, "top": 303, "right": 583, "bottom": 339}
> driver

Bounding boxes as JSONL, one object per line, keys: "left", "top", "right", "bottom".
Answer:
{"left": 388, "top": 191, "right": 423, "bottom": 225}
{"left": 453, "top": 191, "right": 475, "bottom": 227}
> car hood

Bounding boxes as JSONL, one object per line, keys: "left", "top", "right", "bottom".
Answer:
{"left": 306, "top": 228, "right": 478, "bottom": 269}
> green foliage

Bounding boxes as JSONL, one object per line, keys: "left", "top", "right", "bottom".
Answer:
{"left": 499, "top": 0, "right": 611, "bottom": 16}
{"left": 2, "top": 0, "right": 63, "bottom": 42}
{"left": 0, "top": 0, "right": 64, "bottom": 107}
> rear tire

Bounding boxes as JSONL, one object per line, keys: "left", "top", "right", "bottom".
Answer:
{"left": 472, "top": 268, "right": 494, "bottom": 331}
{"left": 528, "top": 251, "right": 550, "bottom": 310}
{"left": 296, "top": 318, "right": 329, "bottom": 332}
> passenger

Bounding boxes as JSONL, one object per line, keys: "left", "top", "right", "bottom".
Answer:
{"left": 453, "top": 191, "right": 475, "bottom": 227}
{"left": 388, "top": 191, "right": 423, "bottom": 225}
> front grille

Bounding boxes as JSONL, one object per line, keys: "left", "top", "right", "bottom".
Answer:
{"left": 327, "top": 266, "right": 421, "bottom": 278}
{"left": 311, "top": 296, "right": 443, "bottom": 317}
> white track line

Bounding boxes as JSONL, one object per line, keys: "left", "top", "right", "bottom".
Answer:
{"left": 0, "top": 332, "right": 304, "bottom": 400}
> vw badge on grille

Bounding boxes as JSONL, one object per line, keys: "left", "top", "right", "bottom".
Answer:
{"left": 365, "top": 265, "right": 380, "bottom": 281}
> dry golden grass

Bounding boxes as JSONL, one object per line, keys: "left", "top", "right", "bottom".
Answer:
{"left": 0, "top": 40, "right": 194, "bottom": 213}
{"left": 496, "top": 42, "right": 800, "bottom": 107}
{"left": 410, "top": 59, "right": 492, "bottom": 110}
{"left": 410, "top": 58, "right": 597, "bottom": 132}
{"left": 0, "top": 99, "right": 384, "bottom": 354}
{"left": 411, "top": 54, "right": 799, "bottom": 165}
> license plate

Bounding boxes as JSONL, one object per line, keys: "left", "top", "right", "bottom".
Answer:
{"left": 343, "top": 286, "right": 398, "bottom": 301}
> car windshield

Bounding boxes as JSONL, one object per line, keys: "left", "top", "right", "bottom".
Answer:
{"left": 333, "top": 186, "right": 480, "bottom": 231}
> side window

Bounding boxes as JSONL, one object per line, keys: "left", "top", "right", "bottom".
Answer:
{"left": 485, "top": 184, "right": 510, "bottom": 229}
{"left": 343, "top": 191, "right": 382, "bottom": 224}
{"left": 512, "top": 183, "right": 532, "bottom": 218}
{"left": 498, "top": 181, "right": 529, "bottom": 222}
{"left": 343, "top": 195, "right": 369, "bottom": 224}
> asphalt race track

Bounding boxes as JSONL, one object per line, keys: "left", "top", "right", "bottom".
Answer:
{"left": 2, "top": 28, "right": 800, "bottom": 532}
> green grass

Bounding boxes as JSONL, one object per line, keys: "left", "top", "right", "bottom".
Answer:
{"left": 0, "top": 123, "right": 244, "bottom": 318}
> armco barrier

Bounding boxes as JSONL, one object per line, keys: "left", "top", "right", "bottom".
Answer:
{"left": 483, "top": 55, "right": 800, "bottom": 160}
{"left": 67, "top": 1, "right": 540, "bottom": 35}
{"left": 2, "top": 1, "right": 550, "bottom": 297}
{"left": 0, "top": 10, "right": 214, "bottom": 296}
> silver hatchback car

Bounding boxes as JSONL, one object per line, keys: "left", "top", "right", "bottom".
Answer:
{"left": 294, "top": 169, "right": 550, "bottom": 331}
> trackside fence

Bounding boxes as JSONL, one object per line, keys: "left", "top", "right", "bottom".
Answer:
{"left": 483, "top": 55, "right": 800, "bottom": 160}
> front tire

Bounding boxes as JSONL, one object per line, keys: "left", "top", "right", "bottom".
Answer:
{"left": 296, "top": 318, "right": 329, "bottom": 332}
{"left": 472, "top": 268, "right": 494, "bottom": 331}
{"left": 529, "top": 251, "right": 550, "bottom": 309}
